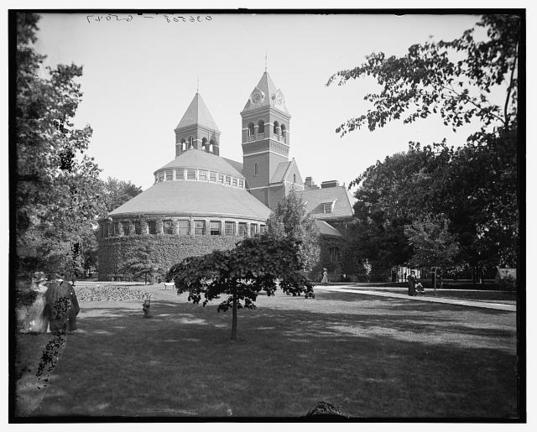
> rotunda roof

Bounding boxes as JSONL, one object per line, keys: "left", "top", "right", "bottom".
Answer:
{"left": 109, "top": 180, "right": 271, "bottom": 221}
{"left": 155, "top": 149, "right": 243, "bottom": 178}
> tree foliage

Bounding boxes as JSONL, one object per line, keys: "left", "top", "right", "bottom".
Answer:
{"left": 404, "top": 214, "right": 460, "bottom": 271}
{"left": 101, "top": 177, "right": 143, "bottom": 216}
{"left": 167, "top": 235, "right": 314, "bottom": 340}
{"left": 15, "top": 13, "right": 104, "bottom": 277}
{"left": 347, "top": 137, "right": 518, "bottom": 272}
{"left": 327, "top": 14, "right": 520, "bottom": 136}
{"left": 266, "top": 189, "right": 320, "bottom": 272}
{"left": 121, "top": 244, "right": 158, "bottom": 284}
{"left": 327, "top": 14, "right": 521, "bottom": 275}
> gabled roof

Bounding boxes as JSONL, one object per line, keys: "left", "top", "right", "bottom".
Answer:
{"left": 314, "top": 219, "right": 343, "bottom": 238}
{"left": 242, "top": 71, "right": 289, "bottom": 114}
{"left": 155, "top": 149, "right": 243, "bottom": 178}
{"left": 297, "top": 186, "right": 354, "bottom": 220}
{"left": 176, "top": 92, "right": 219, "bottom": 131}
{"left": 270, "top": 159, "right": 303, "bottom": 185}
{"left": 109, "top": 181, "right": 271, "bottom": 221}
{"left": 270, "top": 161, "right": 292, "bottom": 184}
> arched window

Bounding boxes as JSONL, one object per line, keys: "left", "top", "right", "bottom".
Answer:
{"left": 209, "top": 138, "right": 215, "bottom": 153}
{"left": 293, "top": 173, "right": 296, "bottom": 183}
{"left": 181, "top": 139, "right": 186, "bottom": 151}
{"left": 202, "top": 137, "right": 208, "bottom": 151}
{"left": 258, "top": 120, "right": 265, "bottom": 134}
{"left": 273, "top": 121, "right": 280, "bottom": 135}
{"left": 188, "top": 136, "right": 194, "bottom": 149}
{"left": 281, "top": 124, "right": 286, "bottom": 138}
{"left": 254, "top": 163, "right": 258, "bottom": 177}
{"left": 248, "top": 123, "right": 255, "bottom": 137}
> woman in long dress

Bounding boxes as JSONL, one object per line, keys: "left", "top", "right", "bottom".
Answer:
{"left": 44, "top": 276, "right": 80, "bottom": 334}
{"left": 27, "top": 273, "right": 49, "bottom": 333}
{"left": 321, "top": 268, "right": 329, "bottom": 285}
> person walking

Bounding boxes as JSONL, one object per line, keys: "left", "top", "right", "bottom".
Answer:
{"left": 407, "top": 270, "right": 417, "bottom": 296}
{"left": 321, "top": 268, "right": 329, "bottom": 285}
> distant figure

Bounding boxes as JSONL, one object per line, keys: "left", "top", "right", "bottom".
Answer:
{"left": 27, "top": 272, "right": 49, "bottom": 333}
{"left": 142, "top": 294, "right": 152, "bottom": 318}
{"left": 321, "top": 268, "right": 329, "bottom": 285}
{"left": 407, "top": 270, "right": 417, "bottom": 296}
{"left": 416, "top": 282, "right": 425, "bottom": 295}
{"left": 44, "top": 274, "right": 80, "bottom": 334}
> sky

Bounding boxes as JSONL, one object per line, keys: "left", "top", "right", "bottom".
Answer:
{"left": 34, "top": 12, "right": 487, "bottom": 191}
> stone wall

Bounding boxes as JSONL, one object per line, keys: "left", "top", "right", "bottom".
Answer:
{"left": 97, "top": 234, "right": 240, "bottom": 281}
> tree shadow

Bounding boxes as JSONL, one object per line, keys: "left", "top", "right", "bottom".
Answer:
{"left": 28, "top": 296, "right": 519, "bottom": 419}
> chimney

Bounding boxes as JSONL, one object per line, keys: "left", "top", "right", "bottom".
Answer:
{"left": 321, "top": 180, "right": 339, "bottom": 189}
{"left": 305, "top": 177, "right": 313, "bottom": 188}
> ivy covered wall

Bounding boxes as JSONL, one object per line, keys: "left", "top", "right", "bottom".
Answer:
{"left": 97, "top": 234, "right": 240, "bottom": 281}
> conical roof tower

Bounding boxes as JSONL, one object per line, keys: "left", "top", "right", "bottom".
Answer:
{"left": 175, "top": 92, "right": 221, "bottom": 156}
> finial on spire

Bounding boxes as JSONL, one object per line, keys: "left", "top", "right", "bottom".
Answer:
{"left": 196, "top": 76, "right": 199, "bottom": 93}
{"left": 265, "top": 51, "right": 268, "bottom": 72}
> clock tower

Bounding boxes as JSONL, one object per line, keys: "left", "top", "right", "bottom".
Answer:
{"left": 241, "top": 71, "right": 300, "bottom": 209}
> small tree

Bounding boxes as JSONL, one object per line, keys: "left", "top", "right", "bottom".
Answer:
{"left": 404, "top": 214, "right": 460, "bottom": 293}
{"left": 267, "top": 189, "right": 320, "bottom": 273}
{"left": 167, "top": 235, "right": 314, "bottom": 341}
{"left": 122, "top": 244, "right": 156, "bottom": 284}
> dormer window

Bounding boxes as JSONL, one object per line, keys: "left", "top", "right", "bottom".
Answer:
{"left": 322, "top": 201, "right": 335, "bottom": 214}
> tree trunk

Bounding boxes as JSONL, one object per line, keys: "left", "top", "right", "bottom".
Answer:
{"left": 231, "top": 293, "right": 238, "bottom": 341}
{"left": 433, "top": 267, "right": 437, "bottom": 296}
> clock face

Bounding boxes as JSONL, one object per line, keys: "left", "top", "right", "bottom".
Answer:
{"left": 274, "top": 90, "right": 285, "bottom": 108}
{"left": 251, "top": 89, "right": 264, "bottom": 104}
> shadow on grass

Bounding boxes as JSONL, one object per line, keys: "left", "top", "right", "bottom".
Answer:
{"left": 29, "top": 295, "right": 519, "bottom": 420}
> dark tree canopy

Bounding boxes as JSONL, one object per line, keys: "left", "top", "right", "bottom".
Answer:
{"left": 327, "top": 14, "right": 521, "bottom": 276}
{"left": 15, "top": 13, "right": 104, "bottom": 277}
{"left": 167, "top": 235, "right": 314, "bottom": 340}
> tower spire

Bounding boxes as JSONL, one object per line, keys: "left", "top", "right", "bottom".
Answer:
{"left": 265, "top": 51, "right": 268, "bottom": 72}
{"left": 196, "top": 76, "right": 199, "bottom": 93}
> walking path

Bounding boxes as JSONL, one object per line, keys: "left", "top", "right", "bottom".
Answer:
{"left": 314, "top": 285, "right": 517, "bottom": 312}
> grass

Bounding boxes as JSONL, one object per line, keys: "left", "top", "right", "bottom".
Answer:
{"left": 16, "top": 286, "right": 519, "bottom": 419}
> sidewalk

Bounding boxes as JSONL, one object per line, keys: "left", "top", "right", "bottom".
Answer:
{"left": 314, "top": 285, "right": 516, "bottom": 312}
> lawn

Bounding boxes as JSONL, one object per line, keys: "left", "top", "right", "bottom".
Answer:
{"left": 16, "top": 286, "right": 519, "bottom": 419}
